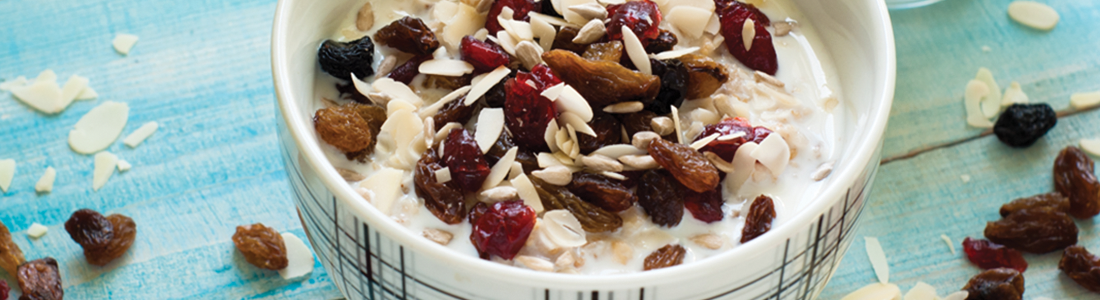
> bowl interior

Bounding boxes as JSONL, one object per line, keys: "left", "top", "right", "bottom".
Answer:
{"left": 272, "top": 0, "right": 894, "bottom": 287}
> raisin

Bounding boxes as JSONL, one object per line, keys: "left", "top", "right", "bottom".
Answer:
{"left": 567, "top": 173, "right": 635, "bottom": 212}
{"left": 0, "top": 280, "right": 8, "bottom": 300}
{"left": 387, "top": 55, "right": 432, "bottom": 84}
{"left": 442, "top": 128, "right": 492, "bottom": 193}
{"left": 605, "top": 0, "right": 662, "bottom": 44}
{"left": 716, "top": 1, "right": 777, "bottom": 75}
{"left": 542, "top": 50, "right": 661, "bottom": 109}
{"left": 317, "top": 37, "right": 375, "bottom": 80}
{"left": 697, "top": 117, "right": 756, "bottom": 161}
{"left": 482, "top": 70, "right": 517, "bottom": 108}
{"left": 373, "top": 16, "right": 440, "bottom": 55}
{"left": 470, "top": 200, "right": 536, "bottom": 260}
{"left": 648, "top": 138, "right": 720, "bottom": 193}
{"left": 677, "top": 54, "right": 730, "bottom": 100}
{"left": 0, "top": 221, "right": 25, "bottom": 277}
{"left": 683, "top": 184, "right": 725, "bottom": 223}
{"left": 64, "top": 209, "right": 137, "bottom": 266}
{"left": 993, "top": 103, "right": 1057, "bottom": 147}
{"left": 576, "top": 114, "right": 623, "bottom": 154}
{"left": 1054, "top": 146, "right": 1100, "bottom": 219}
{"left": 551, "top": 27, "right": 590, "bottom": 54}
{"left": 415, "top": 150, "right": 467, "bottom": 224}
{"left": 314, "top": 103, "right": 376, "bottom": 154}
{"left": 582, "top": 41, "right": 624, "bottom": 62}
{"left": 984, "top": 208, "right": 1077, "bottom": 253}
{"left": 426, "top": 74, "right": 472, "bottom": 90}
{"left": 643, "top": 244, "right": 686, "bottom": 271}
{"left": 647, "top": 58, "right": 689, "bottom": 114}
{"left": 16, "top": 257, "right": 63, "bottom": 300}
{"left": 619, "top": 110, "right": 657, "bottom": 137}
{"left": 433, "top": 94, "right": 477, "bottom": 125}
{"left": 1060, "top": 246, "right": 1100, "bottom": 293}
{"left": 344, "top": 104, "right": 388, "bottom": 162}
{"left": 637, "top": 170, "right": 685, "bottom": 227}
{"left": 999, "top": 192, "right": 1069, "bottom": 217}
{"left": 232, "top": 223, "right": 288, "bottom": 270}
{"left": 461, "top": 36, "right": 512, "bottom": 74}
{"left": 504, "top": 65, "right": 560, "bottom": 151}
{"left": 741, "top": 195, "right": 775, "bottom": 243}
{"left": 533, "top": 178, "right": 623, "bottom": 232}
{"left": 645, "top": 30, "right": 678, "bottom": 54}
{"left": 486, "top": 0, "right": 541, "bottom": 34}
{"left": 962, "top": 268, "right": 1024, "bottom": 300}
{"left": 483, "top": 129, "right": 541, "bottom": 173}
{"left": 962, "top": 237, "right": 1028, "bottom": 273}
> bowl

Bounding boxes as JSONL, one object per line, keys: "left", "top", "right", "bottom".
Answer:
{"left": 271, "top": 0, "right": 896, "bottom": 298}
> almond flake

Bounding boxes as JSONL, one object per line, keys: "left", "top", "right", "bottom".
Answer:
{"left": 618, "top": 154, "right": 659, "bottom": 169}
{"left": 542, "top": 210, "right": 588, "bottom": 247}
{"left": 963, "top": 80, "right": 993, "bottom": 128}
{"left": 750, "top": 133, "right": 790, "bottom": 176}
{"left": 864, "top": 236, "right": 889, "bottom": 284}
{"left": 690, "top": 234, "right": 723, "bottom": 250}
{"left": 421, "top": 86, "right": 472, "bottom": 118}
{"left": 435, "top": 167, "right": 452, "bottom": 184}
{"left": 544, "top": 119, "right": 562, "bottom": 153}
{"left": 975, "top": 68, "right": 1002, "bottom": 118}
{"left": 359, "top": 168, "right": 406, "bottom": 215}
{"left": 466, "top": 66, "right": 511, "bottom": 105}
{"left": 356, "top": 2, "right": 375, "bottom": 31}
{"left": 556, "top": 85, "right": 593, "bottom": 121}
{"left": 497, "top": 31, "right": 519, "bottom": 55}
{"left": 1008, "top": 1, "right": 1059, "bottom": 31}
{"left": 940, "top": 234, "right": 956, "bottom": 255}
{"left": 59, "top": 75, "right": 89, "bottom": 110}
{"left": 0, "top": 159, "right": 13, "bottom": 192}
{"left": 726, "top": 142, "right": 758, "bottom": 189}
{"left": 811, "top": 162, "right": 833, "bottom": 181}
{"left": 704, "top": 151, "right": 735, "bottom": 173}
{"left": 112, "top": 34, "right": 139, "bottom": 55}
{"left": 668, "top": 6, "right": 711, "bottom": 39}
{"left": 278, "top": 233, "right": 315, "bottom": 280}
{"left": 506, "top": 20, "right": 535, "bottom": 41}
{"left": 591, "top": 144, "right": 647, "bottom": 158}
{"left": 474, "top": 28, "right": 490, "bottom": 41}
{"left": 705, "top": 13, "right": 721, "bottom": 35}
{"left": 941, "top": 292, "right": 969, "bottom": 300}
{"left": 442, "top": 3, "right": 486, "bottom": 48}
{"left": 568, "top": 3, "right": 607, "bottom": 21}
{"left": 117, "top": 159, "right": 131, "bottom": 172}
{"left": 483, "top": 147, "right": 519, "bottom": 190}
{"left": 516, "top": 41, "right": 544, "bottom": 69}
{"left": 34, "top": 166, "right": 56, "bottom": 193}
{"left": 904, "top": 282, "right": 937, "bottom": 300}
{"left": 754, "top": 71, "right": 785, "bottom": 88}
{"left": 530, "top": 16, "right": 557, "bottom": 52}
{"left": 1080, "top": 138, "right": 1100, "bottom": 157}
{"left": 26, "top": 223, "right": 48, "bottom": 239}
{"left": 650, "top": 116, "right": 674, "bottom": 136}
{"left": 573, "top": 19, "right": 606, "bottom": 44}
{"left": 516, "top": 255, "right": 555, "bottom": 272}
{"left": 70, "top": 101, "right": 130, "bottom": 154}
{"left": 580, "top": 154, "right": 623, "bottom": 172}
{"left": 611, "top": 241, "right": 633, "bottom": 264}
{"left": 511, "top": 173, "right": 544, "bottom": 212}
{"left": 419, "top": 59, "right": 475, "bottom": 77}
{"left": 423, "top": 228, "right": 454, "bottom": 245}
{"left": 670, "top": 105, "right": 684, "bottom": 143}
{"left": 478, "top": 186, "right": 519, "bottom": 202}
{"left": 475, "top": 108, "right": 505, "bottom": 153}
{"left": 123, "top": 121, "right": 159, "bottom": 148}
{"left": 373, "top": 78, "right": 424, "bottom": 106}
{"left": 532, "top": 165, "right": 573, "bottom": 185}
{"left": 690, "top": 133, "right": 720, "bottom": 150}
{"left": 621, "top": 25, "right": 651, "bottom": 75}
{"left": 602, "top": 101, "right": 644, "bottom": 114}
{"left": 650, "top": 47, "right": 700, "bottom": 60}
{"left": 1071, "top": 91, "right": 1100, "bottom": 110}
{"left": 93, "top": 151, "right": 119, "bottom": 191}
{"left": 717, "top": 132, "right": 747, "bottom": 141}
{"left": 840, "top": 283, "right": 901, "bottom": 300}
{"left": 774, "top": 21, "right": 795, "bottom": 36}
{"left": 11, "top": 70, "right": 64, "bottom": 114}
{"left": 529, "top": 12, "right": 571, "bottom": 27}
{"left": 1001, "top": 81, "right": 1028, "bottom": 106}
{"left": 600, "top": 171, "right": 626, "bottom": 180}
{"left": 560, "top": 112, "right": 597, "bottom": 137}
{"left": 336, "top": 167, "right": 366, "bottom": 182}
{"left": 351, "top": 72, "right": 372, "bottom": 96}
{"left": 742, "top": 19, "right": 756, "bottom": 51}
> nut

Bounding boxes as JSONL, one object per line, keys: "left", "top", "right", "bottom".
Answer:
{"left": 477, "top": 186, "right": 520, "bottom": 202}
{"left": 632, "top": 131, "right": 661, "bottom": 149}
{"left": 554, "top": 250, "right": 577, "bottom": 272}
{"left": 690, "top": 234, "right": 723, "bottom": 250}
{"left": 811, "top": 162, "right": 834, "bottom": 181}
{"left": 515, "top": 41, "right": 544, "bottom": 70}
{"left": 572, "top": 19, "right": 607, "bottom": 44}
{"left": 376, "top": 55, "right": 398, "bottom": 77}
{"left": 685, "top": 121, "right": 705, "bottom": 142}
{"left": 611, "top": 241, "right": 633, "bottom": 265}
{"left": 774, "top": 21, "right": 795, "bottom": 36}
{"left": 336, "top": 167, "right": 366, "bottom": 181}
{"left": 703, "top": 152, "right": 735, "bottom": 173}
{"left": 356, "top": 2, "right": 375, "bottom": 31}
{"left": 602, "top": 101, "right": 644, "bottom": 114}
{"left": 516, "top": 255, "right": 555, "bottom": 272}
{"left": 579, "top": 154, "right": 624, "bottom": 173}
{"left": 422, "top": 228, "right": 454, "bottom": 245}
{"left": 650, "top": 117, "right": 674, "bottom": 136}
{"left": 568, "top": 3, "right": 608, "bottom": 21}
{"left": 618, "top": 154, "right": 659, "bottom": 170}
{"left": 532, "top": 165, "right": 573, "bottom": 186}
{"left": 754, "top": 71, "right": 785, "bottom": 88}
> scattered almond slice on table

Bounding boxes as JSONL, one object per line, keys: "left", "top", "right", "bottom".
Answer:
{"left": 841, "top": 283, "right": 901, "bottom": 300}
{"left": 117, "top": 160, "right": 132, "bottom": 172}
{"left": 26, "top": 223, "right": 49, "bottom": 239}
{"left": 1007, "top": 1, "right": 1059, "bottom": 31}
{"left": 123, "top": 121, "right": 159, "bottom": 148}
{"left": 0, "top": 159, "right": 15, "bottom": 192}
{"left": 93, "top": 151, "right": 119, "bottom": 191}
{"left": 1071, "top": 91, "right": 1100, "bottom": 109}
{"left": 864, "top": 237, "right": 889, "bottom": 284}
{"left": 113, "top": 34, "right": 139, "bottom": 55}
{"left": 963, "top": 79, "right": 994, "bottom": 128}
{"left": 974, "top": 68, "right": 1001, "bottom": 118}
{"left": 35, "top": 166, "right": 56, "bottom": 193}
{"left": 70, "top": 101, "right": 130, "bottom": 154}
{"left": 1001, "top": 82, "right": 1028, "bottom": 106}
{"left": 1081, "top": 139, "right": 1100, "bottom": 156}
{"left": 278, "top": 232, "right": 315, "bottom": 280}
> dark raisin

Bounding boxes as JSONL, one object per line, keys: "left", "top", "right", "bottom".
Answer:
{"left": 962, "top": 268, "right": 1024, "bottom": 300}
{"left": 0, "top": 221, "right": 25, "bottom": 277}
{"left": 470, "top": 200, "right": 536, "bottom": 260}
{"left": 504, "top": 65, "right": 560, "bottom": 151}
{"left": 582, "top": 41, "right": 624, "bottom": 62}
{"left": 314, "top": 103, "right": 376, "bottom": 154}
{"left": 415, "top": 150, "right": 467, "bottom": 224}
{"left": 0, "top": 280, "right": 8, "bottom": 300}
{"left": 647, "top": 58, "right": 689, "bottom": 114}
{"left": 317, "top": 37, "right": 375, "bottom": 80}
{"left": 606, "top": 0, "right": 662, "bottom": 44}
{"left": 64, "top": 209, "right": 137, "bottom": 266}
{"left": 540, "top": 0, "right": 563, "bottom": 18}
{"left": 993, "top": 103, "right": 1057, "bottom": 148}
{"left": 741, "top": 195, "right": 775, "bottom": 243}
{"left": 643, "top": 244, "right": 686, "bottom": 271}
{"left": 335, "top": 81, "right": 371, "bottom": 104}
{"left": 619, "top": 110, "right": 657, "bottom": 137}
{"left": 648, "top": 138, "right": 720, "bottom": 193}
{"left": 576, "top": 114, "right": 623, "bottom": 154}
{"left": 486, "top": 0, "right": 541, "bottom": 34}
{"left": 645, "top": 30, "right": 678, "bottom": 54}
{"left": 984, "top": 208, "right": 1077, "bottom": 253}
{"left": 387, "top": 55, "right": 432, "bottom": 84}
{"left": 551, "top": 27, "right": 590, "bottom": 54}
{"left": 1054, "top": 146, "right": 1100, "bottom": 219}
{"left": 533, "top": 178, "right": 623, "bottom": 232}
{"left": 374, "top": 16, "right": 439, "bottom": 55}
{"left": 461, "top": 36, "right": 512, "bottom": 74}
{"left": 17, "top": 257, "right": 63, "bottom": 300}
{"left": 637, "top": 170, "right": 685, "bottom": 227}
{"left": 999, "top": 192, "right": 1069, "bottom": 217}
{"left": 1060, "top": 245, "right": 1100, "bottom": 293}
{"left": 716, "top": 1, "right": 777, "bottom": 74}
{"left": 482, "top": 69, "right": 517, "bottom": 108}
{"left": 425, "top": 74, "right": 472, "bottom": 90}
{"left": 697, "top": 117, "right": 756, "bottom": 161}
{"left": 441, "top": 128, "right": 492, "bottom": 193}
{"left": 567, "top": 173, "right": 635, "bottom": 212}
{"left": 232, "top": 223, "right": 288, "bottom": 270}
{"left": 433, "top": 95, "right": 477, "bottom": 126}
{"left": 683, "top": 184, "right": 725, "bottom": 223}
{"left": 962, "top": 237, "right": 1028, "bottom": 273}
{"left": 678, "top": 54, "right": 730, "bottom": 100}
{"left": 543, "top": 50, "right": 661, "bottom": 109}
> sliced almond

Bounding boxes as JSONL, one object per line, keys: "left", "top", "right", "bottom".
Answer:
{"left": 442, "top": 4, "right": 487, "bottom": 48}
{"left": 435, "top": 122, "right": 464, "bottom": 147}
{"left": 532, "top": 165, "right": 573, "bottom": 185}
{"left": 373, "top": 77, "right": 424, "bottom": 106}
{"left": 497, "top": 30, "right": 519, "bottom": 55}
{"left": 703, "top": 151, "right": 735, "bottom": 173}
{"left": 435, "top": 167, "right": 452, "bottom": 184}
{"left": 516, "top": 41, "right": 544, "bottom": 70}
{"left": 483, "top": 147, "right": 519, "bottom": 190}
{"left": 621, "top": 25, "right": 651, "bottom": 75}
{"left": 726, "top": 142, "right": 758, "bottom": 189}
{"left": 356, "top": 2, "right": 375, "bottom": 31}
{"left": 568, "top": 3, "right": 608, "bottom": 21}
{"left": 811, "top": 162, "right": 834, "bottom": 181}
{"left": 93, "top": 151, "right": 119, "bottom": 191}
{"left": 559, "top": 112, "right": 597, "bottom": 137}
{"left": 545, "top": 119, "right": 562, "bottom": 153}
{"left": 750, "top": 133, "right": 790, "bottom": 176}
{"left": 419, "top": 59, "right": 475, "bottom": 77}
{"left": 590, "top": 144, "right": 647, "bottom": 158}
{"left": 377, "top": 56, "right": 398, "bottom": 77}
{"left": 964, "top": 80, "right": 994, "bottom": 128}
{"left": 650, "top": 117, "right": 674, "bottom": 136}
{"left": 690, "top": 234, "right": 724, "bottom": 250}
{"left": 618, "top": 154, "right": 659, "bottom": 169}
{"left": 1071, "top": 91, "right": 1100, "bottom": 110}
{"left": 650, "top": 47, "right": 700, "bottom": 60}
{"left": 0, "top": 159, "right": 13, "bottom": 193}
{"left": 975, "top": 68, "right": 1002, "bottom": 118}
{"left": 478, "top": 186, "right": 519, "bottom": 202}
{"left": 667, "top": 6, "right": 711, "bottom": 39}
{"left": 573, "top": 18, "right": 606, "bottom": 44}
{"left": 542, "top": 210, "right": 587, "bottom": 247}
{"left": 1080, "top": 139, "right": 1100, "bottom": 157}
{"left": 580, "top": 154, "right": 623, "bottom": 172}
{"left": 475, "top": 108, "right": 505, "bottom": 153}
{"left": 529, "top": 12, "right": 571, "bottom": 27}
{"left": 717, "top": 132, "right": 747, "bottom": 141}
{"left": 742, "top": 19, "right": 756, "bottom": 51}
{"left": 690, "top": 133, "right": 720, "bottom": 150}
{"left": 840, "top": 283, "right": 901, "bottom": 300}
{"left": 336, "top": 168, "right": 366, "bottom": 182}
{"left": 516, "top": 255, "right": 555, "bottom": 272}
{"left": 754, "top": 71, "right": 785, "bottom": 88}
{"left": 423, "top": 228, "right": 454, "bottom": 245}
{"left": 507, "top": 20, "right": 535, "bottom": 41}
{"left": 541, "top": 83, "right": 566, "bottom": 101}
{"left": 602, "top": 101, "right": 644, "bottom": 114}
{"left": 632, "top": 131, "right": 661, "bottom": 149}
{"left": 1001, "top": 81, "right": 1028, "bottom": 106}
{"left": 70, "top": 101, "right": 129, "bottom": 154}
{"left": 705, "top": 13, "right": 722, "bottom": 35}
{"left": 1007, "top": 1, "right": 1059, "bottom": 31}
{"left": 465, "top": 66, "right": 511, "bottom": 105}
{"left": 511, "top": 173, "right": 544, "bottom": 212}
{"left": 670, "top": 106, "right": 684, "bottom": 144}
{"left": 611, "top": 241, "right": 633, "bottom": 265}
{"left": 556, "top": 85, "right": 593, "bottom": 121}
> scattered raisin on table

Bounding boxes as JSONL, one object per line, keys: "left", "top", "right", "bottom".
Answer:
{"left": 715, "top": 0, "right": 777, "bottom": 75}
{"left": 442, "top": 128, "right": 492, "bottom": 192}
{"left": 317, "top": 37, "right": 375, "bottom": 80}
{"left": 993, "top": 103, "right": 1057, "bottom": 148}
{"left": 534, "top": 178, "right": 623, "bottom": 232}
{"left": 373, "top": 16, "right": 439, "bottom": 55}
{"left": 645, "top": 30, "right": 679, "bottom": 54}
{"left": 575, "top": 114, "right": 623, "bottom": 154}
{"left": 605, "top": 0, "right": 663, "bottom": 44}
{"left": 647, "top": 58, "right": 689, "bottom": 114}
{"left": 469, "top": 200, "right": 536, "bottom": 260}
{"left": 581, "top": 41, "right": 624, "bottom": 63}
{"left": 542, "top": 50, "right": 661, "bottom": 108}
{"left": 314, "top": 103, "right": 376, "bottom": 154}
{"left": 677, "top": 54, "right": 731, "bottom": 100}
{"left": 1059, "top": 246, "right": 1100, "bottom": 293}
{"left": 637, "top": 170, "right": 685, "bottom": 227}
{"left": 17, "top": 257, "right": 64, "bottom": 300}
{"left": 962, "top": 268, "right": 1024, "bottom": 300}
{"left": 567, "top": 173, "right": 636, "bottom": 212}
{"left": 460, "top": 36, "right": 512, "bottom": 74}
{"left": 741, "top": 195, "right": 776, "bottom": 243}
{"left": 643, "top": 244, "right": 686, "bottom": 271}
{"left": 64, "top": 209, "right": 137, "bottom": 266}
{"left": 0, "top": 221, "right": 26, "bottom": 277}
{"left": 962, "top": 237, "right": 1028, "bottom": 273}
{"left": 232, "top": 223, "right": 288, "bottom": 270}
{"left": 648, "top": 138, "right": 720, "bottom": 193}
{"left": 999, "top": 192, "right": 1068, "bottom": 217}
{"left": 682, "top": 184, "right": 725, "bottom": 223}
{"left": 415, "top": 150, "right": 466, "bottom": 224}
{"left": 984, "top": 208, "right": 1077, "bottom": 253}
{"left": 1054, "top": 146, "right": 1100, "bottom": 219}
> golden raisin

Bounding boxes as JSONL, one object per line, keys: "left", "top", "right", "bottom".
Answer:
{"left": 232, "top": 223, "right": 288, "bottom": 270}
{"left": 314, "top": 103, "right": 376, "bottom": 154}
{"left": 999, "top": 192, "right": 1068, "bottom": 217}
{"left": 647, "top": 138, "right": 720, "bottom": 193}
{"left": 582, "top": 41, "right": 624, "bottom": 62}
{"left": 551, "top": 27, "right": 590, "bottom": 54}
{"left": 1053, "top": 146, "right": 1100, "bottom": 219}
{"left": 677, "top": 54, "right": 730, "bottom": 100}
{"left": 643, "top": 244, "right": 686, "bottom": 271}
{"left": 0, "top": 221, "right": 25, "bottom": 276}
{"left": 541, "top": 50, "right": 661, "bottom": 108}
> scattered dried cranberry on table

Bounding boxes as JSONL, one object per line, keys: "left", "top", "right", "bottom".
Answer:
{"left": 962, "top": 237, "right": 1028, "bottom": 273}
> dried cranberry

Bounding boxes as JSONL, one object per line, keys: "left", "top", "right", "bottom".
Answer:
{"left": 387, "top": 55, "right": 431, "bottom": 84}
{"left": 696, "top": 117, "right": 758, "bottom": 161}
{"left": 1059, "top": 246, "right": 1100, "bottom": 293}
{"left": 715, "top": 0, "right": 771, "bottom": 25}
{"left": 716, "top": 1, "right": 777, "bottom": 75}
{"left": 317, "top": 37, "right": 375, "bottom": 80}
{"left": 504, "top": 65, "right": 560, "bottom": 151}
{"left": 962, "top": 237, "right": 1028, "bottom": 273}
{"left": 470, "top": 200, "right": 536, "bottom": 260}
{"left": 606, "top": 0, "right": 662, "bottom": 44}
{"left": 461, "top": 36, "right": 512, "bottom": 74}
{"left": 993, "top": 103, "right": 1057, "bottom": 148}
{"left": 962, "top": 268, "right": 1025, "bottom": 300}
{"left": 683, "top": 185, "right": 725, "bottom": 223}
{"left": 442, "top": 128, "right": 492, "bottom": 193}
{"left": 647, "top": 58, "right": 689, "bottom": 115}
{"left": 486, "top": 0, "right": 541, "bottom": 34}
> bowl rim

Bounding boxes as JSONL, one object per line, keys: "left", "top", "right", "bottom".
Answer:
{"left": 271, "top": 0, "right": 896, "bottom": 288}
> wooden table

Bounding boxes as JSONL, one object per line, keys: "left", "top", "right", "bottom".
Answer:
{"left": 0, "top": 0, "right": 1096, "bottom": 299}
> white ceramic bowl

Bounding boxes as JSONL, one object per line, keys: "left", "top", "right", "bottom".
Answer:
{"left": 272, "top": 1, "right": 895, "bottom": 299}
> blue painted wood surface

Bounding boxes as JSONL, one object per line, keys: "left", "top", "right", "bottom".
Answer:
{"left": 1, "top": 0, "right": 1098, "bottom": 299}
